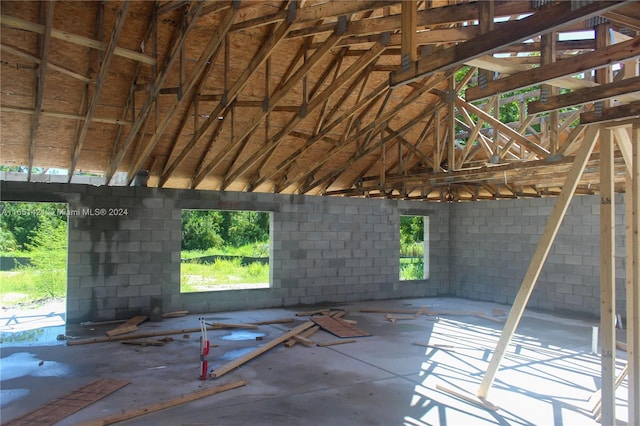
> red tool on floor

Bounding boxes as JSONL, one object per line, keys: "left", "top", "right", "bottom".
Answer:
{"left": 199, "top": 317, "right": 210, "bottom": 380}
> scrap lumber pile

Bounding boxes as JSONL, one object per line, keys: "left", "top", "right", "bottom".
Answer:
{"left": 210, "top": 309, "right": 370, "bottom": 379}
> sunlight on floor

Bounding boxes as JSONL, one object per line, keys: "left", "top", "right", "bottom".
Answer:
{"left": 403, "top": 317, "right": 629, "bottom": 426}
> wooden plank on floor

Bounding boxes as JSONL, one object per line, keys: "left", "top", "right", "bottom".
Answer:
{"left": 79, "top": 380, "right": 247, "bottom": 426}
{"left": 317, "top": 339, "right": 356, "bottom": 347}
{"left": 210, "top": 321, "right": 315, "bottom": 378}
{"left": 312, "top": 315, "right": 371, "bottom": 338}
{"left": 105, "top": 315, "right": 148, "bottom": 337}
{"left": 4, "top": 378, "right": 130, "bottom": 426}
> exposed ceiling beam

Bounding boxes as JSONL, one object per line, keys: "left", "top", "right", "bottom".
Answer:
{"left": 0, "top": 13, "right": 155, "bottom": 65}
{"left": 390, "top": 1, "right": 630, "bottom": 87}
{"left": 455, "top": 97, "right": 550, "bottom": 158}
{"left": 68, "top": 1, "right": 130, "bottom": 179}
{"left": 529, "top": 75, "right": 640, "bottom": 114}
{"left": 288, "top": 1, "right": 534, "bottom": 40}
{"left": 466, "top": 35, "right": 640, "bottom": 101}
{"left": 0, "top": 43, "right": 91, "bottom": 82}
{"left": 220, "top": 38, "right": 390, "bottom": 190}
{"left": 580, "top": 100, "right": 640, "bottom": 124}
{"left": 125, "top": 1, "right": 236, "bottom": 184}
{"left": 190, "top": 30, "right": 345, "bottom": 189}
{"left": 159, "top": 5, "right": 295, "bottom": 187}
{"left": 0, "top": 105, "right": 131, "bottom": 126}
{"left": 104, "top": 0, "right": 208, "bottom": 182}
{"left": 27, "top": 0, "right": 55, "bottom": 181}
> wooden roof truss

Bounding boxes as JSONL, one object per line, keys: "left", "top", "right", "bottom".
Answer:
{"left": 1, "top": 0, "right": 639, "bottom": 199}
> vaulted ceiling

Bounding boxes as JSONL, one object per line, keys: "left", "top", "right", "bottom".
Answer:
{"left": 1, "top": 0, "right": 639, "bottom": 201}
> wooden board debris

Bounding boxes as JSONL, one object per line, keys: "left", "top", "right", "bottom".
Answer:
{"left": 105, "top": 315, "right": 148, "bottom": 337}
{"left": 162, "top": 310, "right": 189, "bottom": 318}
{"left": 205, "top": 322, "right": 259, "bottom": 330}
{"left": 250, "top": 318, "right": 294, "bottom": 326}
{"left": 70, "top": 318, "right": 294, "bottom": 345}
{"left": 312, "top": 315, "right": 371, "bottom": 338}
{"left": 359, "top": 307, "right": 422, "bottom": 315}
{"left": 120, "top": 340, "right": 165, "bottom": 346}
{"left": 79, "top": 380, "right": 247, "bottom": 426}
{"left": 81, "top": 319, "right": 127, "bottom": 327}
{"left": 210, "top": 321, "right": 315, "bottom": 378}
{"left": 295, "top": 308, "right": 330, "bottom": 316}
{"left": 291, "top": 334, "right": 314, "bottom": 346}
{"left": 285, "top": 325, "right": 320, "bottom": 348}
{"left": 476, "top": 313, "right": 505, "bottom": 324}
{"left": 317, "top": 339, "right": 356, "bottom": 347}
{"left": 385, "top": 314, "right": 418, "bottom": 323}
{"left": 3, "top": 378, "right": 130, "bottom": 426}
{"left": 69, "top": 327, "right": 215, "bottom": 345}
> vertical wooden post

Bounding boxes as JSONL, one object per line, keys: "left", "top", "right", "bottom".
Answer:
{"left": 477, "top": 125, "right": 599, "bottom": 399}
{"left": 600, "top": 126, "right": 616, "bottom": 426}
{"left": 541, "top": 32, "right": 558, "bottom": 155}
{"left": 447, "top": 77, "right": 456, "bottom": 171}
{"left": 628, "top": 122, "right": 640, "bottom": 426}
{"left": 401, "top": 0, "right": 417, "bottom": 68}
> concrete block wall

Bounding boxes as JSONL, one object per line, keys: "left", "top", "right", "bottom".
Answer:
{"left": 0, "top": 181, "right": 449, "bottom": 323}
{"left": 450, "top": 194, "right": 628, "bottom": 317}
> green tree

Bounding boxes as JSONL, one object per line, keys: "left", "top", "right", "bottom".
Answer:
{"left": 0, "top": 202, "right": 66, "bottom": 250}
{"left": 181, "top": 210, "right": 224, "bottom": 251}
{"left": 26, "top": 218, "right": 68, "bottom": 298}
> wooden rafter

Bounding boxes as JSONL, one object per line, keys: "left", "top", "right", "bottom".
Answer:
{"left": 391, "top": 1, "right": 630, "bottom": 87}
{"left": 27, "top": 0, "right": 54, "bottom": 180}
{"left": 104, "top": 0, "right": 209, "bottom": 182}
{"left": 466, "top": 35, "right": 640, "bottom": 101}
{"left": 221, "top": 39, "right": 390, "bottom": 190}
{"left": 159, "top": 3, "right": 294, "bottom": 186}
{"left": 68, "top": 1, "right": 130, "bottom": 178}
{"left": 190, "top": 29, "right": 344, "bottom": 189}
{"left": 529, "top": 76, "right": 640, "bottom": 114}
{"left": 0, "top": 13, "right": 155, "bottom": 65}
{"left": 125, "top": 1, "right": 233, "bottom": 183}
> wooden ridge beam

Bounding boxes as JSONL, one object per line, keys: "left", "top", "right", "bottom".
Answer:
{"left": 390, "top": 1, "right": 628, "bottom": 87}
{"left": 529, "top": 76, "right": 640, "bottom": 114}
{"left": 466, "top": 55, "right": 599, "bottom": 91}
{"left": 466, "top": 35, "right": 640, "bottom": 101}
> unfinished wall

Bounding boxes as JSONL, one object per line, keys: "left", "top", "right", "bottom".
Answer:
{"left": 450, "top": 194, "right": 628, "bottom": 317}
{"left": 0, "top": 181, "right": 450, "bottom": 323}
{"left": 2, "top": 180, "right": 627, "bottom": 322}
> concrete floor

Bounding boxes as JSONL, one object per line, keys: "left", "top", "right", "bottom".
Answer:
{"left": 0, "top": 297, "right": 630, "bottom": 426}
